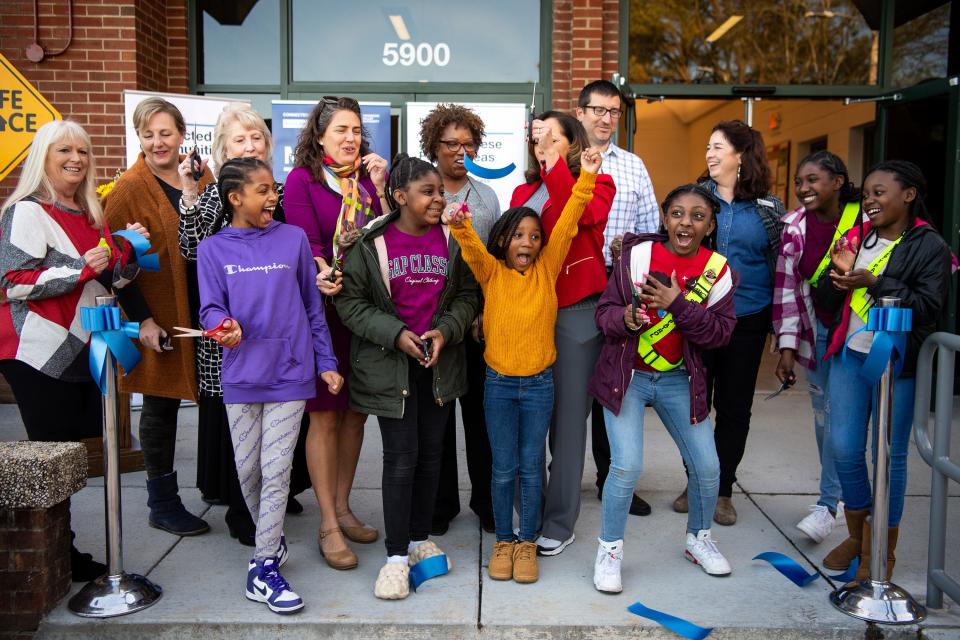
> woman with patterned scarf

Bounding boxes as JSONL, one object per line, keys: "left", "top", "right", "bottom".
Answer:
{"left": 284, "top": 96, "right": 389, "bottom": 570}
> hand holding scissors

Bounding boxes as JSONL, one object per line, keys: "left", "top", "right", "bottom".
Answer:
{"left": 173, "top": 317, "right": 241, "bottom": 347}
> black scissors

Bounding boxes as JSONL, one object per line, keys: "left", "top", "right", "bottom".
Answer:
{"left": 764, "top": 374, "right": 796, "bottom": 401}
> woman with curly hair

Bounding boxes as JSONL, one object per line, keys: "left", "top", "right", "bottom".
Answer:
{"left": 673, "top": 120, "right": 784, "bottom": 526}
{"left": 284, "top": 96, "right": 388, "bottom": 570}
{"left": 420, "top": 103, "right": 500, "bottom": 535}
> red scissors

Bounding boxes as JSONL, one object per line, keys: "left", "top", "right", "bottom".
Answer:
{"left": 173, "top": 318, "right": 234, "bottom": 344}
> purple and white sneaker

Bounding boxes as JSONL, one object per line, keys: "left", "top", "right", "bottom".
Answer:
{"left": 245, "top": 557, "right": 303, "bottom": 614}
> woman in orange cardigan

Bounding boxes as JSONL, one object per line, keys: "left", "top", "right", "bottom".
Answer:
{"left": 104, "top": 97, "right": 214, "bottom": 537}
{"left": 509, "top": 112, "right": 615, "bottom": 556}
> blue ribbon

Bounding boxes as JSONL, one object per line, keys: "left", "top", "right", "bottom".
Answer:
{"left": 752, "top": 552, "right": 819, "bottom": 587}
{"left": 628, "top": 601, "right": 712, "bottom": 640}
{"left": 409, "top": 554, "right": 448, "bottom": 592}
{"left": 80, "top": 306, "right": 141, "bottom": 394}
{"left": 843, "top": 307, "right": 912, "bottom": 383}
{"left": 112, "top": 229, "right": 160, "bottom": 272}
{"left": 827, "top": 557, "right": 859, "bottom": 583}
{"left": 463, "top": 154, "right": 516, "bottom": 180}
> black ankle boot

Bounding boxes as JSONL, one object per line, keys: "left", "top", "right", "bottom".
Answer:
{"left": 69, "top": 531, "right": 106, "bottom": 582}
{"left": 146, "top": 471, "right": 210, "bottom": 536}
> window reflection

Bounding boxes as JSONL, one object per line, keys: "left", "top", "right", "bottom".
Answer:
{"left": 628, "top": 0, "right": 877, "bottom": 85}
{"left": 891, "top": 3, "right": 951, "bottom": 89}
{"left": 200, "top": 0, "right": 280, "bottom": 86}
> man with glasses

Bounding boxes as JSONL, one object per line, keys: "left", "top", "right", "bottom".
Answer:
{"left": 576, "top": 80, "right": 658, "bottom": 518}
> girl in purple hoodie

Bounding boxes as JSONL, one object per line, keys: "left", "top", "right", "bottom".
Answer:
{"left": 197, "top": 158, "right": 343, "bottom": 615}
{"left": 587, "top": 184, "right": 738, "bottom": 593}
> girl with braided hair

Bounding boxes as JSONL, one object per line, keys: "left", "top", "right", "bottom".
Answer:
{"left": 774, "top": 151, "right": 861, "bottom": 544}
{"left": 815, "top": 160, "right": 951, "bottom": 586}
{"left": 336, "top": 153, "right": 479, "bottom": 600}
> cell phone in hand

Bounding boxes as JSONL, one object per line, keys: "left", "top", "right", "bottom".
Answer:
{"left": 190, "top": 147, "right": 203, "bottom": 181}
{"left": 421, "top": 337, "right": 433, "bottom": 361}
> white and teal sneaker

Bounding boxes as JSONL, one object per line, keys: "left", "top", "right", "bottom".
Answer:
{"left": 246, "top": 557, "right": 303, "bottom": 614}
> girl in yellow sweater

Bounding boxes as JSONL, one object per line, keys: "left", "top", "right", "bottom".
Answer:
{"left": 444, "top": 145, "right": 601, "bottom": 584}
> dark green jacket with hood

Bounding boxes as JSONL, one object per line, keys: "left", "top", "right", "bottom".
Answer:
{"left": 335, "top": 211, "right": 480, "bottom": 419}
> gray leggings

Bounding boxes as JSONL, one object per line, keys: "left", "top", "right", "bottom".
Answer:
{"left": 226, "top": 400, "right": 305, "bottom": 560}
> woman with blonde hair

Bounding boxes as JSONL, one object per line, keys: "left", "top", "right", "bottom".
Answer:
{"left": 104, "top": 96, "right": 215, "bottom": 537}
{"left": 177, "top": 102, "right": 310, "bottom": 546}
{"left": 0, "top": 120, "right": 145, "bottom": 580}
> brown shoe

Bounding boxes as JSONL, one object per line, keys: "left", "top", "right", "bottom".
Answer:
{"left": 673, "top": 488, "right": 689, "bottom": 514}
{"left": 318, "top": 527, "right": 358, "bottom": 570}
{"left": 846, "top": 521, "right": 899, "bottom": 587}
{"left": 823, "top": 508, "right": 868, "bottom": 571}
{"left": 337, "top": 511, "right": 379, "bottom": 544}
{"left": 713, "top": 496, "right": 737, "bottom": 526}
{"left": 513, "top": 541, "right": 539, "bottom": 583}
{"left": 488, "top": 541, "right": 515, "bottom": 580}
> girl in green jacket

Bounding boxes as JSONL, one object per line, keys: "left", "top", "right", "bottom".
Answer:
{"left": 336, "top": 154, "right": 479, "bottom": 600}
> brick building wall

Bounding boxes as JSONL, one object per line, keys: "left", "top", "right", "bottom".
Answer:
{"left": 551, "top": 0, "right": 620, "bottom": 111}
{"left": 0, "top": 0, "right": 189, "bottom": 199}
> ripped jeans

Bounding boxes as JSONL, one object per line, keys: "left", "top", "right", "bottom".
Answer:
{"left": 804, "top": 319, "right": 841, "bottom": 512}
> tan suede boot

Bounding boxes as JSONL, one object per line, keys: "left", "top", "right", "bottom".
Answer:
{"left": 823, "top": 508, "right": 868, "bottom": 571}
{"left": 846, "top": 523, "right": 899, "bottom": 587}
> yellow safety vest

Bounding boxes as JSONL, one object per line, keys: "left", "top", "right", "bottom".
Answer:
{"left": 636, "top": 252, "right": 727, "bottom": 372}
{"left": 808, "top": 202, "right": 861, "bottom": 285}
{"left": 849, "top": 236, "right": 903, "bottom": 322}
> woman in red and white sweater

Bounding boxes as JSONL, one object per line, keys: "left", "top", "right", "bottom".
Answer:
{"left": 510, "top": 112, "right": 615, "bottom": 555}
{"left": 0, "top": 120, "right": 144, "bottom": 581}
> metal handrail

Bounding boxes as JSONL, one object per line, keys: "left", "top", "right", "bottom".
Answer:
{"left": 912, "top": 331, "right": 960, "bottom": 609}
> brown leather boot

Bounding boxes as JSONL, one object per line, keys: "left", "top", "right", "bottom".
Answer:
{"left": 823, "top": 508, "right": 868, "bottom": 571}
{"left": 846, "top": 523, "right": 899, "bottom": 587}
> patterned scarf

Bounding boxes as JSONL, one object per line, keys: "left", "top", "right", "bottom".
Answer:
{"left": 323, "top": 155, "right": 373, "bottom": 267}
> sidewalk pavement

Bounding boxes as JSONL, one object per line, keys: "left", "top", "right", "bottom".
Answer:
{"left": 1, "top": 353, "right": 959, "bottom": 639}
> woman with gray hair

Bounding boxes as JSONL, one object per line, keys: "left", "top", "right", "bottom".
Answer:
{"left": 0, "top": 120, "right": 146, "bottom": 580}
{"left": 176, "top": 103, "right": 310, "bottom": 547}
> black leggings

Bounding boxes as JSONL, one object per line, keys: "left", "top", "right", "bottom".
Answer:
{"left": 0, "top": 359, "right": 102, "bottom": 441}
{"left": 377, "top": 360, "right": 451, "bottom": 556}
{"left": 705, "top": 306, "right": 771, "bottom": 497}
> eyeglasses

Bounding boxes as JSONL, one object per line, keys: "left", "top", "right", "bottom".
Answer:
{"left": 318, "top": 95, "right": 360, "bottom": 120}
{"left": 439, "top": 139, "right": 478, "bottom": 153}
{"left": 583, "top": 105, "right": 623, "bottom": 119}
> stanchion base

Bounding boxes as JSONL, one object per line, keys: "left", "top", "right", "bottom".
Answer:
{"left": 830, "top": 579, "right": 926, "bottom": 625}
{"left": 68, "top": 572, "right": 163, "bottom": 618}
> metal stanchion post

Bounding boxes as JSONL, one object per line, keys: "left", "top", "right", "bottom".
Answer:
{"left": 830, "top": 297, "right": 926, "bottom": 624}
{"left": 69, "top": 296, "right": 162, "bottom": 617}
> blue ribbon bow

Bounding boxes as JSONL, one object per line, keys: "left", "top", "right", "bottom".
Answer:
{"left": 409, "top": 554, "right": 449, "bottom": 591}
{"left": 463, "top": 154, "right": 516, "bottom": 180}
{"left": 753, "top": 551, "right": 819, "bottom": 587}
{"left": 843, "top": 307, "right": 912, "bottom": 383}
{"left": 628, "top": 601, "right": 712, "bottom": 640}
{"left": 112, "top": 229, "right": 160, "bottom": 272}
{"left": 80, "top": 306, "right": 141, "bottom": 394}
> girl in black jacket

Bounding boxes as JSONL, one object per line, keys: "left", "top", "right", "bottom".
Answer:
{"left": 816, "top": 160, "right": 952, "bottom": 587}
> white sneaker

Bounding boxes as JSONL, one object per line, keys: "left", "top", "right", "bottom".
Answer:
{"left": 245, "top": 558, "right": 304, "bottom": 614}
{"left": 684, "top": 530, "right": 732, "bottom": 576}
{"left": 374, "top": 561, "right": 410, "bottom": 600}
{"left": 796, "top": 505, "right": 836, "bottom": 543}
{"left": 536, "top": 533, "right": 575, "bottom": 556}
{"left": 593, "top": 539, "right": 623, "bottom": 593}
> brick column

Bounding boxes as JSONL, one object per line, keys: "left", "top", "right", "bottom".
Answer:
{"left": 551, "top": 0, "right": 621, "bottom": 112}
{"left": 0, "top": 0, "right": 190, "bottom": 200}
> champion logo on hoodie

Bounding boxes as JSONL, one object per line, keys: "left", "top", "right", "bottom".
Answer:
{"left": 223, "top": 262, "right": 292, "bottom": 276}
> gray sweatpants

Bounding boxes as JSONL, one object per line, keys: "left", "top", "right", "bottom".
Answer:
{"left": 540, "top": 298, "right": 603, "bottom": 541}
{"left": 226, "top": 400, "right": 305, "bottom": 561}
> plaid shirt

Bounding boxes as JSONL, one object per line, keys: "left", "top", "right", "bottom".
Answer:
{"left": 600, "top": 144, "right": 659, "bottom": 266}
{"left": 773, "top": 206, "right": 817, "bottom": 369}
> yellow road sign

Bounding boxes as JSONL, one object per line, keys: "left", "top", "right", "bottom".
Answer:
{"left": 0, "top": 53, "right": 60, "bottom": 183}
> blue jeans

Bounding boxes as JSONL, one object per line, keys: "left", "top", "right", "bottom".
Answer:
{"left": 601, "top": 370, "right": 719, "bottom": 540}
{"left": 805, "top": 319, "right": 842, "bottom": 512}
{"left": 484, "top": 367, "right": 554, "bottom": 542}
{"left": 827, "top": 349, "right": 915, "bottom": 527}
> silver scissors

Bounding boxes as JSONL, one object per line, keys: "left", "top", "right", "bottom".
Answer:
{"left": 764, "top": 375, "right": 796, "bottom": 401}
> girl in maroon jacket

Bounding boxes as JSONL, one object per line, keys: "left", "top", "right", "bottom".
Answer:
{"left": 587, "top": 184, "right": 737, "bottom": 593}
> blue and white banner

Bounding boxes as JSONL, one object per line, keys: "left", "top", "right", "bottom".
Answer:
{"left": 271, "top": 100, "right": 392, "bottom": 183}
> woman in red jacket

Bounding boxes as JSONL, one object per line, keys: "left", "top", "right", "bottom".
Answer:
{"left": 510, "top": 112, "right": 615, "bottom": 555}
